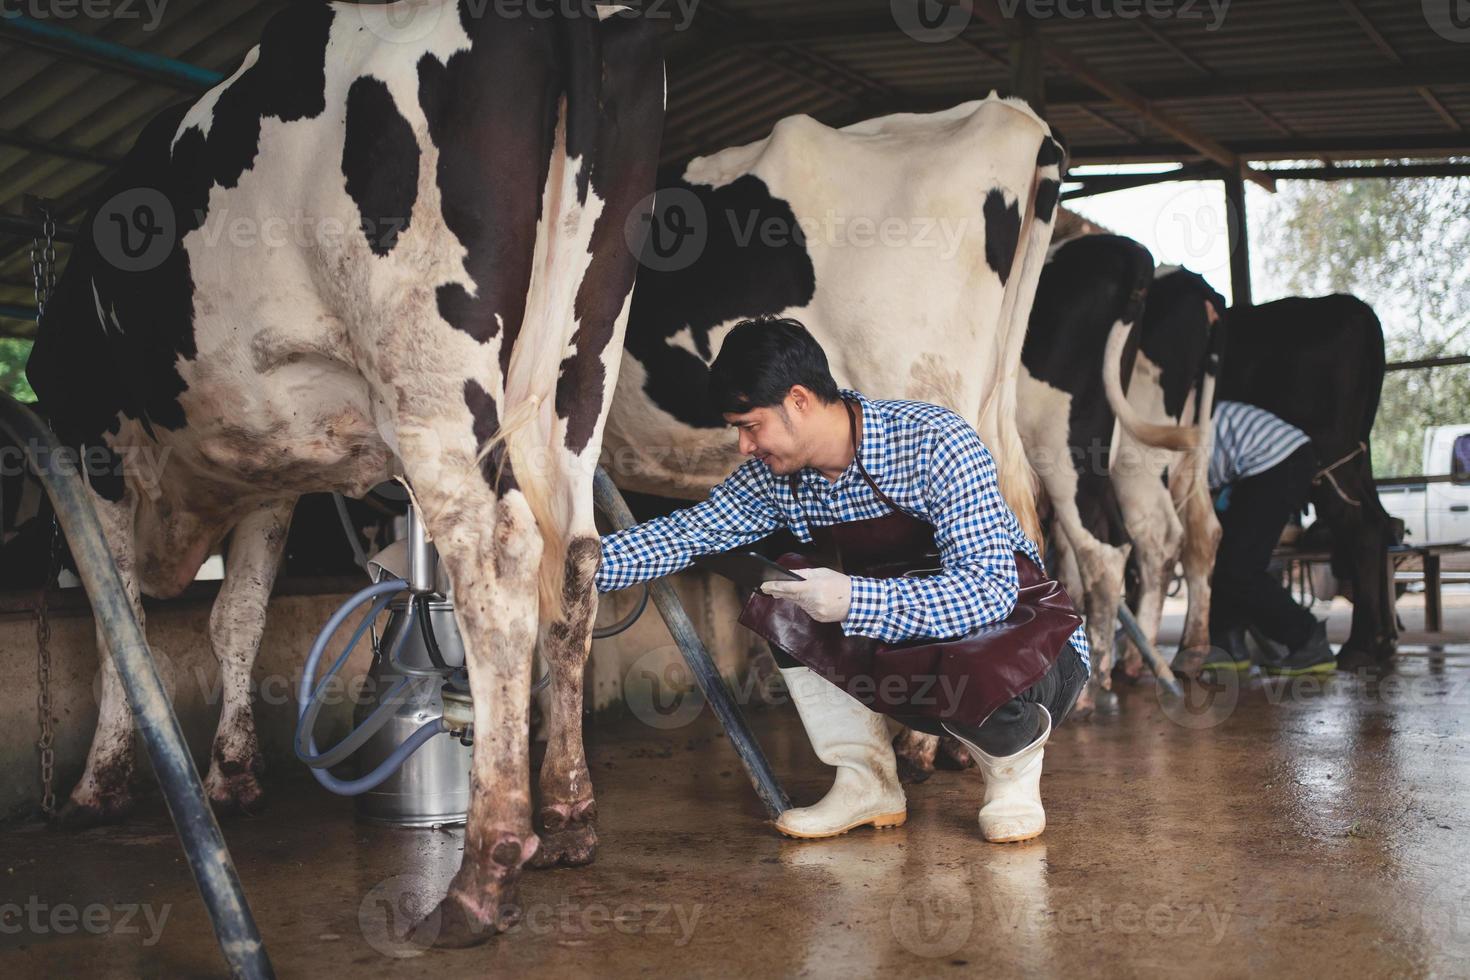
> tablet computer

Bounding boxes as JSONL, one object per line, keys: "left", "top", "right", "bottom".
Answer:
{"left": 692, "top": 550, "right": 805, "bottom": 592}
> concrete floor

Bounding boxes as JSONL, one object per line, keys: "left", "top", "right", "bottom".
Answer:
{"left": 3, "top": 588, "right": 1469, "bottom": 977}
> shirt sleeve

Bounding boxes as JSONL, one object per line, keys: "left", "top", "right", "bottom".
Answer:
{"left": 840, "top": 421, "right": 1021, "bottom": 643}
{"left": 595, "top": 460, "right": 784, "bottom": 593}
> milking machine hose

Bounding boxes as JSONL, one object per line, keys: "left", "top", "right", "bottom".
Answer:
{"left": 294, "top": 578, "right": 447, "bottom": 794}
{"left": 0, "top": 394, "right": 273, "bottom": 980}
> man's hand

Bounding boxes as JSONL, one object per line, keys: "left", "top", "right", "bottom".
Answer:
{"left": 758, "top": 567, "right": 852, "bottom": 623}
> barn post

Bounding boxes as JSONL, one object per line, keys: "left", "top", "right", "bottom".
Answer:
{"left": 1224, "top": 167, "right": 1254, "bottom": 307}
{"left": 1008, "top": 13, "right": 1046, "bottom": 113}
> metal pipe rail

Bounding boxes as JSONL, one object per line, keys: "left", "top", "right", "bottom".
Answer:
{"left": 594, "top": 466, "right": 790, "bottom": 819}
{"left": 0, "top": 394, "right": 273, "bottom": 980}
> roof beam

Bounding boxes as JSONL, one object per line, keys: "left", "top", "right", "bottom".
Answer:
{"left": 970, "top": 1, "right": 1273, "bottom": 191}
{"left": 1069, "top": 133, "right": 1470, "bottom": 163}
{"left": 1336, "top": 0, "right": 1462, "bottom": 132}
{"left": 0, "top": 128, "right": 120, "bottom": 168}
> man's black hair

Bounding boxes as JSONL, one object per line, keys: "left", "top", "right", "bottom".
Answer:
{"left": 708, "top": 316, "right": 841, "bottom": 415}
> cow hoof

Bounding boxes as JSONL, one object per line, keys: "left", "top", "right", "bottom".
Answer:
{"left": 1336, "top": 645, "right": 1393, "bottom": 672}
{"left": 529, "top": 801, "right": 598, "bottom": 868}
{"left": 52, "top": 795, "right": 134, "bottom": 831}
{"left": 936, "top": 736, "right": 974, "bottom": 770}
{"left": 207, "top": 772, "right": 266, "bottom": 818}
{"left": 415, "top": 894, "right": 520, "bottom": 949}
{"left": 895, "top": 753, "right": 933, "bottom": 784}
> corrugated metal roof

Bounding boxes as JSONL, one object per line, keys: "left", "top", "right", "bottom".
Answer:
{"left": 3, "top": 0, "right": 1467, "bottom": 329}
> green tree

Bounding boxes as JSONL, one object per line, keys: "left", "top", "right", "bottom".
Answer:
{"left": 1255, "top": 166, "right": 1470, "bottom": 477}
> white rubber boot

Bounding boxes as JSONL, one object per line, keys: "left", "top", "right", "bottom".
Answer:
{"left": 944, "top": 705, "right": 1051, "bottom": 843}
{"left": 775, "top": 667, "right": 907, "bottom": 839}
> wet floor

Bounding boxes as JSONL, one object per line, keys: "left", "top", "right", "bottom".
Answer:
{"left": 2, "top": 641, "right": 1468, "bottom": 978}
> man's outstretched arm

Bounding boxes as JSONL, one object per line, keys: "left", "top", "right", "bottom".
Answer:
{"left": 596, "top": 461, "right": 784, "bottom": 592}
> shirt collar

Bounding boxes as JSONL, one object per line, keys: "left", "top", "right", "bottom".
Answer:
{"left": 794, "top": 388, "right": 888, "bottom": 491}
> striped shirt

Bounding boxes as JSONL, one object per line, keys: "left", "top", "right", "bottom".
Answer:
{"left": 1209, "top": 400, "right": 1311, "bottom": 490}
{"left": 597, "top": 390, "right": 1090, "bottom": 670}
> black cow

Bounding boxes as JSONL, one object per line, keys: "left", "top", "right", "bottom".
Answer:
{"left": 1219, "top": 295, "right": 1396, "bottom": 667}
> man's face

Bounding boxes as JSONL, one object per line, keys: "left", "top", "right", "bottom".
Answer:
{"left": 724, "top": 392, "right": 808, "bottom": 475}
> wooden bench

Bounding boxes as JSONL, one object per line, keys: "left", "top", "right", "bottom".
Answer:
{"left": 1272, "top": 540, "right": 1470, "bottom": 632}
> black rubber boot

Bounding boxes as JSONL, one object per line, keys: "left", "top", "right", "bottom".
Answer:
{"left": 1202, "top": 626, "right": 1253, "bottom": 674}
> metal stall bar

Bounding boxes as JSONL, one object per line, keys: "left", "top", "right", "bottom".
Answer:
{"left": 593, "top": 467, "right": 790, "bottom": 818}
{"left": 0, "top": 13, "right": 224, "bottom": 91}
{"left": 1116, "top": 604, "right": 1184, "bottom": 698}
{"left": 0, "top": 395, "right": 273, "bottom": 980}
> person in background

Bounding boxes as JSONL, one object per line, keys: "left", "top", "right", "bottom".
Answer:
{"left": 1204, "top": 399, "right": 1337, "bottom": 675}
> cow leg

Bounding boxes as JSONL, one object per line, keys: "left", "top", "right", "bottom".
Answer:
{"left": 204, "top": 498, "right": 294, "bottom": 816}
{"left": 1173, "top": 467, "right": 1221, "bottom": 669}
{"left": 528, "top": 535, "right": 600, "bottom": 868}
{"left": 1116, "top": 483, "right": 1182, "bottom": 682}
{"left": 1322, "top": 458, "right": 1397, "bottom": 667}
{"left": 1053, "top": 529, "right": 1127, "bottom": 717}
{"left": 57, "top": 490, "right": 142, "bottom": 829}
{"left": 892, "top": 728, "right": 940, "bottom": 783}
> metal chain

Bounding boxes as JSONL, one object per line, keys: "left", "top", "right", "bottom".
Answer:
{"left": 30, "top": 207, "right": 57, "bottom": 320}
{"left": 35, "top": 514, "right": 61, "bottom": 817}
{"left": 30, "top": 205, "right": 60, "bottom": 816}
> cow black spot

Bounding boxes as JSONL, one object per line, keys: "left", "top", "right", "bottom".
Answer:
{"left": 342, "top": 77, "right": 420, "bottom": 257}
{"left": 463, "top": 379, "right": 517, "bottom": 493}
{"left": 417, "top": 18, "right": 559, "bottom": 356}
{"left": 983, "top": 188, "right": 1022, "bottom": 286}
{"left": 623, "top": 174, "right": 817, "bottom": 429}
{"left": 1021, "top": 234, "right": 1155, "bottom": 486}
{"left": 1035, "top": 178, "right": 1061, "bottom": 224}
{"left": 554, "top": 11, "right": 665, "bottom": 454}
{"left": 26, "top": 2, "right": 336, "bottom": 501}
{"left": 1036, "top": 136, "right": 1063, "bottom": 170}
{"left": 1140, "top": 268, "right": 1228, "bottom": 421}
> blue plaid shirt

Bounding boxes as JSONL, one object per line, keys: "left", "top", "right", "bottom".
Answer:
{"left": 597, "top": 390, "right": 1089, "bottom": 670}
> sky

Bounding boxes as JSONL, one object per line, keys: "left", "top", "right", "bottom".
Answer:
{"left": 1062, "top": 165, "right": 1282, "bottom": 307}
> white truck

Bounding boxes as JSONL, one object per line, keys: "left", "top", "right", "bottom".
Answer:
{"left": 1378, "top": 423, "right": 1470, "bottom": 549}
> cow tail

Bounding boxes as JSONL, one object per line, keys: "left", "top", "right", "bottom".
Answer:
{"left": 983, "top": 131, "right": 1057, "bottom": 548}
{"left": 1102, "top": 317, "right": 1203, "bottom": 451}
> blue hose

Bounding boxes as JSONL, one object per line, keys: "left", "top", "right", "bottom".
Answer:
{"left": 294, "top": 578, "right": 448, "bottom": 795}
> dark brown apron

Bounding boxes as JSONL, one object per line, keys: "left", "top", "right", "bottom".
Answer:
{"left": 738, "top": 401, "right": 1082, "bottom": 727}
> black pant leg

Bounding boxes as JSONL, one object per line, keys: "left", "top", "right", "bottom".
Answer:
{"left": 1209, "top": 445, "right": 1318, "bottom": 648}
{"left": 944, "top": 643, "right": 1088, "bottom": 756}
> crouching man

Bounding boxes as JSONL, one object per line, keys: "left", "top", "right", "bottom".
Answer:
{"left": 596, "top": 317, "right": 1089, "bottom": 842}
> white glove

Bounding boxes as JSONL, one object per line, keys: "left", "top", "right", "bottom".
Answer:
{"left": 758, "top": 567, "right": 852, "bottom": 623}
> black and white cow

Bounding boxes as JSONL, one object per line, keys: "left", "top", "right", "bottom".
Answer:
{"left": 1017, "top": 235, "right": 1210, "bottom": 711}
{"left": 1218, "top": 294, "right": 1396, "bottom": 668}
{"left": 27, "top": 0, "right": 663, "bottom": 942}
{"left": 603, "top": 94, "right": 1066, "bottom": 774}
{"left": 1110, "top": 265, "right": 1226, "bottom": 679}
